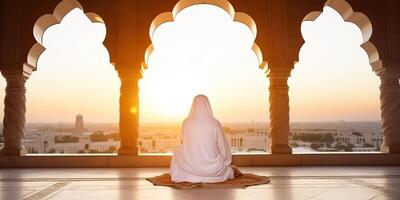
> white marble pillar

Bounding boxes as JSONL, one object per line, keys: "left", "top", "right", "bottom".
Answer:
{"left": 379, "top": 73, "right": 400, "bottom": 153}
{"left": 0, "top": 71, "right": 27, "bottom": 155}
{"left": 267, "top": 61, "right": 293, "bottom": 154}
{"left": 116, "top": 66, "right": 141, "bottom": 155}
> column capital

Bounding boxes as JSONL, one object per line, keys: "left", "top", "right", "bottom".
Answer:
{"left": 266, "top": 60, "right": 295, "bottom": 78}
{"left": 373, "top": 60, "right": 400, "bottom": 77}
{"left": 379, "top": 73, "right": 400, "bottom": 94}
{"left": 114, "top": 61, "right": 143, "bottom": 79}
{"left": 379, "top": 71, "right": 400, "bottom": 81}
{"left": 1, "top": 69, "right": 29, "bottom": 80}
{"left": 1, "top": 63, "right": 35, "bottom": 79}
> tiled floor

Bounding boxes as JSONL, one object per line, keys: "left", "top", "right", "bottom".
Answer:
{"left": 1, "top": 166, "right": 399, "bottom": 200}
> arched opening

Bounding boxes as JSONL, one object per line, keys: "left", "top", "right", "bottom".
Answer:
{"left": 290, "top": 0, "right": 381, "bottom": 153}
{"left": 140, "top": 1, "right": 269, "bottom": 154}
{"left": 25, "top": 0, "right": 120, "bottom": 154}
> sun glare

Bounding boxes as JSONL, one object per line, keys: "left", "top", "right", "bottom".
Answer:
{"left": 139, "top": 5, "right": 268, "bottom": 123}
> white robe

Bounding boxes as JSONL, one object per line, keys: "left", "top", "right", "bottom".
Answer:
{"left": 170, "top": 95, "right": 234, "bottom": 183}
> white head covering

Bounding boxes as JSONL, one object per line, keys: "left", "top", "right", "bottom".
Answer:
{"left": 170, "top": 94, "right": 234, "bottom": 183}
{"left": 188, "top": 94, "right": 214, "bottom": 121}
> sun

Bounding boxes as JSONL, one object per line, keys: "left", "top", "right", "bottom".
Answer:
{"left": 139, "top": 67, "right": 199, "bottom": 121}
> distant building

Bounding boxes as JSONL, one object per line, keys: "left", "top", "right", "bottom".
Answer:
{"left": 139, "top": 133, "right": 182, "bottom": 153}
{"left": 75, "top": 114, "right": 84, "bottom": 131}
{"left": 289, "top": 126, "right": 383, "bottom": 152}
{"left": 226, "top": 128, "right": 269, "bottom": 153}
{"left": 24, "top": 130, "right": 120, "bottom": 154}
{"left": 334, "top": 131, "right": 383, "bottom": 151}
{"left": 52, "top": 139, "right": 119, "bottom": 154}
{"left": 138, "top": 127, "right": 270, "bottom": 153}
{"left": 24, "top": 114, "right": 118, "bottom": 154}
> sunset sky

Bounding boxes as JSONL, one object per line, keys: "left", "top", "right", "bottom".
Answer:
{"left": 0, "top": 5, "right": 380, "bottom": 123}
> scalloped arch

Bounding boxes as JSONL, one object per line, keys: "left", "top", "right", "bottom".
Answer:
{"left": 302, "top": 0, "right": 382, "bottom": 69}
{"left": 143, "top": 0, "right": 265, "bottom": 70}
{"left": 26, "top": 0, "right": 106, "bottom": 71}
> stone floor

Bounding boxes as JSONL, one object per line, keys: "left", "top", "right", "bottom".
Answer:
{"left": 1, "top": 166, "right": 399, "bottom": 200}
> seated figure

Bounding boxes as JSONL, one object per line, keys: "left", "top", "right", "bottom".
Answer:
{"left": 170, "top": 94, "right": 241, "bottom": 183}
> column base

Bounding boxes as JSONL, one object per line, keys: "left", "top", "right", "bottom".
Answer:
{"left": 380, "top": 145, "right": 400, "bottom": 153}
{"left": 118, "top": 146, "right": 138, "bottom": 155}
{"left": 0, "top": 147, "right": 25, "bottom": 156}
{"left": 271, "top": 145, "right": 292, "bottom": 154}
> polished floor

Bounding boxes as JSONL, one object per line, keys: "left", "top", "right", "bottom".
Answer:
{"left": 1, "top": 166, "right": 399, "bottom": 200}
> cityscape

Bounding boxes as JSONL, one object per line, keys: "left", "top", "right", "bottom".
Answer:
{"left": 0, "top": 114, "right": 383, "bottom": 154}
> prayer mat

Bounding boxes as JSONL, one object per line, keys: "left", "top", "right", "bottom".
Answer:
{"left": 146, "top": 173, "right": 271, "bottom": 189}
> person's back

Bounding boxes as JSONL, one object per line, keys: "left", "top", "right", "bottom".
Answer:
{"left": 170, "top": 95, "right": 235, "bottom": 183}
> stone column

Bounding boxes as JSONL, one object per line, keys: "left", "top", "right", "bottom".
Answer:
{"left": 379, "top": 73, "right": 400, "bottom": 153}
{"left": 116, "top": 66, "right": 141, "bottom": 155}
{"left": 0, "top": 71, "right": 27, "bottom": 155}
{"left": 267, "top": 61, "right": 293, "bottom": 154}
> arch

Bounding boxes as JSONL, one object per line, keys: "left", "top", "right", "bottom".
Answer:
{"left": 24, "top": 0, "right": 118, "bottom": 124}
{"left": 302, "top": 0, "right": 382, "bottom": 70}
{"left": 143, "top": 0, "right": 266, "bottom": 70}
{"left": 290, "top": 0, "right": 381, "bottom": 151}
{"left": 26, "top": 0, "right": 106, "bottom": 70}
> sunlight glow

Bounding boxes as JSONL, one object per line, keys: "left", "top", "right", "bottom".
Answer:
{"left": 13, "top": 4, "right": 381, "bottom": 123}
{"left": 26, "top": 9, "right": 119, "bottom": 123}
{"left": 130, "top": 107, "right": 138, "bottom": 114}
{"left": 139, "top": 5, "right": 268, "bottom": 123}
{"left": 290, "top": 7, "right": 380, "bottom": 121}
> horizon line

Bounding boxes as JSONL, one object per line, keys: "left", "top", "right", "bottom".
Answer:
{"left": 22, "top": 120, "right": 381, "bottom": 124}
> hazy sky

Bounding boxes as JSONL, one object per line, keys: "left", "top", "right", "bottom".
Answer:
{"left": 140, "top": 5, "right": 267, "bottom": 123}
{"left": 0, "top": 5, "right": 380, "bottom": 123}
{"left": 27, "top": 9, "right": 120, "bottom": 123}
{"left": 290, "top": 7, "right": 380, "bottom": 121}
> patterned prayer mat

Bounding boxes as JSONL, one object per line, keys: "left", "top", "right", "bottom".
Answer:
{"left": 146, "top": 173, "right": 271, "bottom": 189}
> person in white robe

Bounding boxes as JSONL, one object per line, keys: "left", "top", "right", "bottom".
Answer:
{"left": 170, "top": 94, "right": 241, "bottom": 183}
